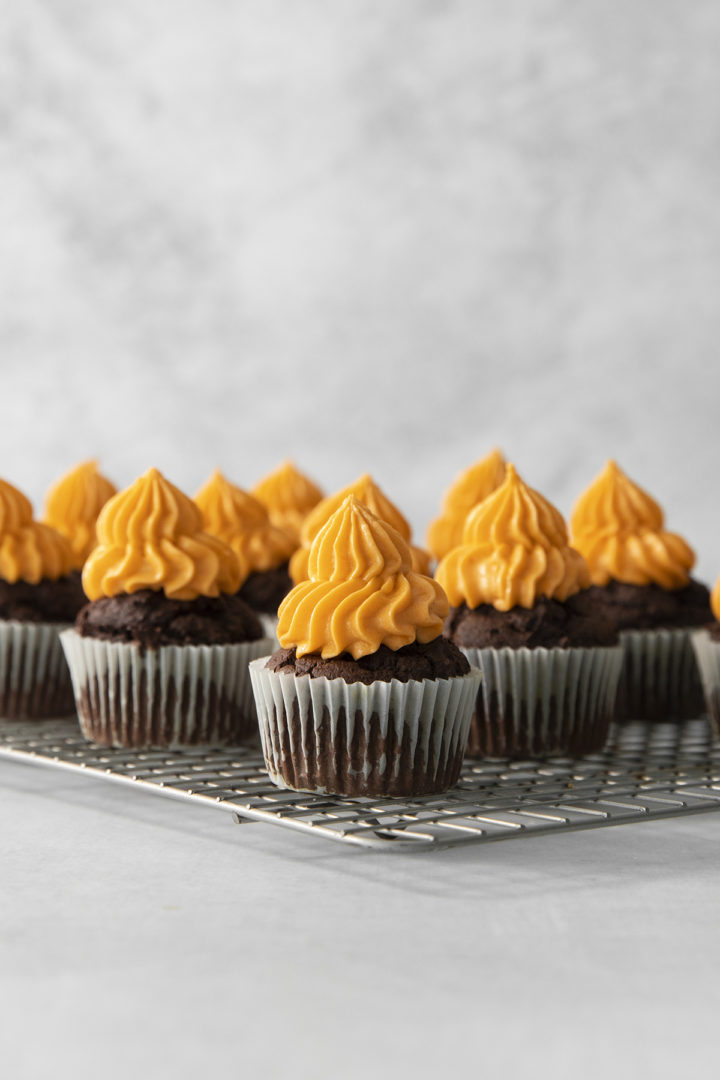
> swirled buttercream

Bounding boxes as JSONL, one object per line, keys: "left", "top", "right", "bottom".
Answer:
{"left": 427, "top": 449, "right": 506, "bottom": 560}
{"left": 278, "top": 495, "right": 448, "bottom": 659}
{"left": 0, "top": 478, "right": 75, "bottom": 584}
{"left": 570, "top": 461, "right": 694, "bottom": 589}
{"left": 251, "top": 461, "right": 323, "bottom": 545}
{"left": 195, "top": 471, "right": 295, "bottom": 582}
{"left": 43, "top": 460, "right": 116, "bottom": 568}
{"left": 435, "top": 464, "right": 589, "bottom": 611}
{"left": 82, "top": 468, "right": 241, "bottom": 601}
{"left": 290, "top": 474, "right": 430, "bottom": 582}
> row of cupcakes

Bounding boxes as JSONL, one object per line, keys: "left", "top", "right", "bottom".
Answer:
{"left": 1, "top": 456, "right": 720, "bottom": 795}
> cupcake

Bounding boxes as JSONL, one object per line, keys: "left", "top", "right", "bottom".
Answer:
{"left": 289, "top": 473, "right": 431, "bottom": 584}
{"left": 250, "top": 496, "right": 479, "bottom": 796}
{"left": 691, "top": 580, "right": 720, "bottom": 734}
{"left": 0, "top": 478, "right": 85, "bottom": 718}
{"left": 427, "top": 448, "right": 506, "bottom": 561}
{"left": 61, "top": 468, "right": 273, "bottom": 748}
{"left": 436, "top": 465, "right": 623, "bottom": 758}
{"left": 251, "top": 461, "right": 323, "bottom": 547}
{"left": 43, "top": 460, "right": 116, "bottom": 568}
{"left": 194, "top": 470, "right": 295, "bottom": 626}
{"left": 570, "top": 461, "right": 711, "bottom": 721}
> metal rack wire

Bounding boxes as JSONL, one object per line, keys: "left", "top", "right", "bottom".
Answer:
{"left": 1, "top": 718, "right": 719, "bottom": 851}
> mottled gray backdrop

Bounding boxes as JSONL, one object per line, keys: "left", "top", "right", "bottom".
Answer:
{"left": 2, "top": 1, "right": 719, "bottom": 575}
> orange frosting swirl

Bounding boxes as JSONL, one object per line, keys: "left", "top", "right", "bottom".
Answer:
{"left": 82, "top": 468, "right": 241, "bottom": 601}
{"left": 251, "top": 461, "right": 323, "bottom": 545}
{"left": 195, "top": 471, "right": 295, "bottom": 582}
{"left": 0, "top": 478, "right": 75, "bottom": 584}
{"left": 43, "top": 460, "right": 116, "bottom": 569}
{"left": 570, "top": 461, "right": 694, "bottom": 589}
{"left": 278, "top": 495, "right": 448, "bottom": 659}
{"left": 435, "top": 464, "right": 589, "bottom": 611}
{"left": 427, "top": 448, "right": 506, "bottom": 560}
{"left": 290, "top": 474, "right": 430, "bottom": 582}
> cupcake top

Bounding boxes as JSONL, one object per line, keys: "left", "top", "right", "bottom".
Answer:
{"left": 251, "top": 461, "right": 323, "bottom": 545}
{"left": 0, "top": 478, "right": 75, "bottom": 584}
{"left": 427, "top": 448, "right": 506, "bottom": 560}
{"left": 290, "top": 473, "right": 431, "bottom": 582}
{"left": 43, "top": 460, "right": 116, "bottom": 569}
{"left": 82, "top": 468, "right": 241, "bottom": 601}
{"left": 278, "top": 495, "right": 448, "bottom": 659}
{"left": 570, "top": 460, "right": 694, "bottom": 590}
{"left": 435, "top": 464, "right": 589, "bottom": 611}
{"left": 194, "top": 470, "right": 295, "bottom": 581}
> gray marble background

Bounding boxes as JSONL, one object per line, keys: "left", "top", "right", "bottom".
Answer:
{"left": 3, "top": 1, "right": 719, "bottom": 575}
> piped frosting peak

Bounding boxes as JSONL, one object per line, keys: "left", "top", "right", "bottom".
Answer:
{"left": 427, "top": 449, "right": 506, "bottom": 560}
{"left": 435, "top": 464, "right": 589, "bottom": 611}
{"left": 43, "top": 460, "right": 116, "bottom": 568}
{"left": 570, "top": 460, "right": 694, "bottom": 589}
{"left": 278, "top": 495, "right": 448, "bottom": 659}
{"left": 289, "top": 473, "right": 430, "bottom": 582}
{"left": 82, "top": 468, "right": 241, "bottom": 601}
{"left": 251, "top": 461, "right": 323, "bottom": 545}
{"left": 194, "top": 470, "right": 295, "bottom": 581}
{"left": 0, "top": 478, "right": 74, "bottom": 584}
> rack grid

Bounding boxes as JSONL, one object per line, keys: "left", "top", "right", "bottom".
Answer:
{"left": 1, "top": 718, "right": 719, "bottom": 852}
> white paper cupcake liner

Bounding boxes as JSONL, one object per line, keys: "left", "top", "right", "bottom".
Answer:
{"left": 61, "top": 630, "right": 275, "bottom": 748}
{"left": 691, "top": 629, "right": 720, "bottom": 733}
{"left": 458, "top": 645, "right": 623, "bottom": 758}
{"left": 0, "top": 620, "right": 75, "bottom": 719}
{"left": 617, "top": 628, "right": 705, "bottom": 722}
{"left": 249, "top": 658, "right": 481, "bottom": 796}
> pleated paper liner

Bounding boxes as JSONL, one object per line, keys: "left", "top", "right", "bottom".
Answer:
{"left": 459, "top": 644, "right": 623, "bottom": 758}
{"left": 691, "top": 629, "right": 720, "bottom": 735}
{"left": 0, "top": 620, "right": 75, "bottom": 719}
{"left": 617, "top": 627, "right": 705, "bottom": 721}
{"left": 61, "top": 630, "right": 275, "bottom": 748}
{"left": 249, "top": 658, "right": 481, "bottom": 797}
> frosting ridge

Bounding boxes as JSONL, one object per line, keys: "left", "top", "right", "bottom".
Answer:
{"left": 0, "top": 478, "right": 75, "bottom": 584}
{"left": 435, "top": 464, "right": 589, "bottom": 610}
{"left": 43, "top": 460, "right": 116, "bottom": 568}
{"left": 195, "top": 471, "right": 295, "bottom": 580}
{"left": 278, "top": 495, "right": 448, "bottom": 659}
{"left": 427, "top": 449, "right": 506, "bottom": 560}
{"left": 290, "top": 473, "right": 430, "bottom": 582}
{"left": 570, "top": 460, "right": 694, "bottom": 589}
{"left": 83, "top": 468, "right": 241, "bottom": 601}
{"left": 251, "top": 461, "right": 323, "bottom": 545}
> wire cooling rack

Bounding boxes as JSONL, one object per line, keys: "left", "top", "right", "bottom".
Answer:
{"left": 1, "top": 718, "right": 719, "bottom": 852}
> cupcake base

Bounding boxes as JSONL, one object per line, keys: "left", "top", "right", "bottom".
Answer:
{"left": 61, "top": 630, "right": 274, "bottom": 748}
{"left": 0, "top": 620, "right": 75, "bottom": 719}
{"left": 616, "top": 628, "right": 706, "bottom": 722}
{"left": 458, "top": 645, "right": 623, "bottom": 758}
{"left": 250, "top": 659, "right": 480, "bottom": 796}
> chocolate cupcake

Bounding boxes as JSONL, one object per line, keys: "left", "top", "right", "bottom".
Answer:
{"left": 289, "top": 473, "right": 431, "bottom": 584}
{"left": 43, "top": 460, "right": 116, "bottom": 569}
{"left": 436, "top": 465, "right": 623, "bottom": 759}
{"left": 61, "top": 468, "right": 273, "bottom": 748}
{"left": 251, "top": 461, "right": 323, "bottom": 547}
{"left": 427, "top": 448, "right": 506, "bottom": 562}
{"left": 195, "top": 470, "right": 294, "bottom": 636}
{"left": 250, "top": 496, "right": 479, "bottom": 797}
{"left": 570, "top": 461, "right": 711, "bottom": 721}
{"left": 0, "top": 478, "right": 85, "bottom": 718}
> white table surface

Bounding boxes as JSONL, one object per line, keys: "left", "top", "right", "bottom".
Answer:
{"left": 3, "top": 751, "right": 719, "bottom": 1080}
